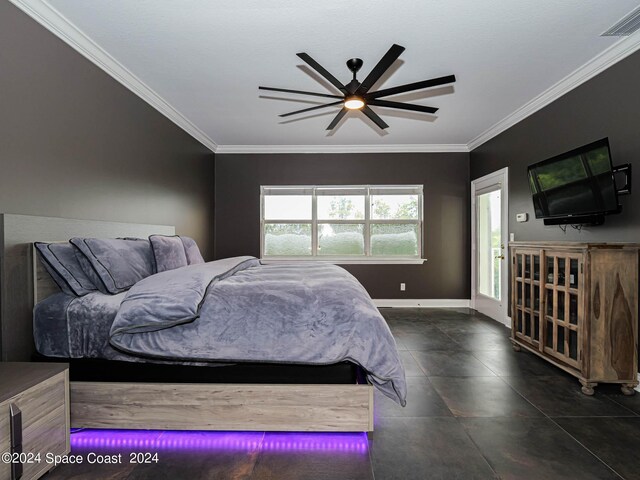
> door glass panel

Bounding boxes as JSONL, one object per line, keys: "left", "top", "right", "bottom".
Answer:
{"left": 533, "top": 285, "right": 540, "bottom": 312}
{"left": 476, "top": 189, "right": 501, "bottom": 299}
{"left": 570, "top": 259, "right": 579, "bottom": 288}
{"left": 524, "top": 286, "right": 531, "bottom": 309}
{"left": 524, "top": 312, "right": 531, "bottom": 337}
{"left": 516, "top": 285, "right": 522, "bottom": 307}
{"left": 569, "top": 294, "right": 578, "bottom": 325}
{"left": 517, "top": 310, "right": 523, "bottom": 333}
{"left": 533, "top": 315, "right": 540, "bottom": 341}
{"left": 558, "top": 258, "right": 566, "bottom": 285}
{"left": 546, "top": 256, "right": 555, "bottom": 284}
{"left": 517, "top": 255, "right": 523, "bottom": 278}
{"left": 569, "top": 330, "right": 578, "bottom": 360}
{"left": 546, "top": 289, "right": 554, "bottom": 317}
{"left": 524, "top": 255, "right": 531, "bottom": 279}
{"left": 546, "top": 321, "right": 553, "bottom": 348}
{"left": 533, "top": 255, "right": 540, "bottom": 281}
{"left": 557, "top": 291, "right": 565, "bottom": 321}
{"left": 557, "top": 327, "right": 565, "bottom": 354}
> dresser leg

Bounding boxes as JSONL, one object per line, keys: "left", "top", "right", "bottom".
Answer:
{"left": 621, "top": 384, "right": 636, "bottom": 396}
{"left": 579, "top": 380, "right": 596, "bottom": 396}
{"left": 510, "top": 340, "right": 521, "bottom": 352}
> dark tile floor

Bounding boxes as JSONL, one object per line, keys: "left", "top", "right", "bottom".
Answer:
{"left": 43, "top": 308, "right": 640, "bottom": 479}
{"left": 373, "top": 308, "right": 640, "bottom": 480}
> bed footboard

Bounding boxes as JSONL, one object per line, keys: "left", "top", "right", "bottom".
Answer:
{"left": 70, "top": 381, "right": 374, "bottom": 432}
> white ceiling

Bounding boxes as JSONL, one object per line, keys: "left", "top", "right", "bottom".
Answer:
{"left": 14, "top": 0, "right": 640, "bottom": 151}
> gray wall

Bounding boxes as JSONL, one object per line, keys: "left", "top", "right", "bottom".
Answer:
{"left": 471, "top": 50, "right": 640, "bottom": 372}
{"left": 215, "top": 152, "right": 470, "bottom": 299}
{"left": 0, "top": 2, "right": 215, "bottom": 257}
{"left": 470, "top": 49, "right": 640, "bottom": 243}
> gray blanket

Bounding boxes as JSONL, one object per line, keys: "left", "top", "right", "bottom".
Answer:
{"left": 34, "top": 291, "right": 130, "bottom": 360}
{"left": 110, "top": 256, "right": 407, "bottom": 405}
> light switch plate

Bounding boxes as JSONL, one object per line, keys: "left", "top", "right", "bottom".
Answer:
{"left": 510, "top": 233, "right": 515, "bottom": 242}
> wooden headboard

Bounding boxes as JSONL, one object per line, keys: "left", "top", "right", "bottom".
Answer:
{"left": 0, "top": 214, "right": 174, "bottom": 361}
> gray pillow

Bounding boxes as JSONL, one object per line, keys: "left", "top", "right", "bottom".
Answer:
{"left": 73, "top": 248, "right": 110, "bottom": 294}
{"left": 149, "top": 235, "right": 188, "bottom": 273}
{"left": 181, "top": 236, "right": 205, "bottom": 264}
{"left": 70, "top": 237, "right": 155, "bottom": 294}
{"left": 34, "top": 242, "right": 98, "bottom": 296}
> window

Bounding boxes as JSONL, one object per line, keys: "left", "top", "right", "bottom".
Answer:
{"left": 261, "top": 185, "right": 423, "bottom": 263}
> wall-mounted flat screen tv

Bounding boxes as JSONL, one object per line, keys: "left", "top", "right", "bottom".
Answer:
{"left": 527, "top": 138, "right": 620, "bottom": 224}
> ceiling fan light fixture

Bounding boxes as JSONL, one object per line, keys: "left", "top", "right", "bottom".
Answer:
{"left": 344, "top": 96, "right": 365, "bottom": 110}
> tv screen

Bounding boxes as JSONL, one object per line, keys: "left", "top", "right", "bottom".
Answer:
{"left": 527, "top": 138, "right": 619, "bottom": 220}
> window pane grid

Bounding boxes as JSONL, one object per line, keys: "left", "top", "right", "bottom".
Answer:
{"left": 364, "top": 188, "right": 371, "bottom": 256}
{"left": 311, "top": 193, "right": 318, "bottom": 257}
{"left": 261, "top": 185, "right": 422, "bottom": 260}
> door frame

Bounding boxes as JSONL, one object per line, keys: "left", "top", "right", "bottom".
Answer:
{"left": 471, "top": 167, "right": 509, "bottom": 326}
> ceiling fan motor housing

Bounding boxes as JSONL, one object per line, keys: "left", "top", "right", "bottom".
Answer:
{"left": 347, "top": 58, "right": 364, "bottom": 75}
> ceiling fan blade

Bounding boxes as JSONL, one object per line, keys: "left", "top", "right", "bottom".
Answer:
{"left": 279, "top": 100, "right": 344, "bottom": 117}
{"left": 326, "top": 108, "right": 348, "bottom": 130}
{"left": 368, "top": 99, "right": 438, "bottom": 114}
{"left": 366, "top": 75, "right": 456, "bottom": 99}
{"left": 356, "top": 44, "right": 405, "bottom": 95}
{"left": 259, "top": 86, "right": 343, "bottom": 99}
{"left": 296, "top": 53, "right": 348, "bottom": 94}
{"left": 361, "top": 105, "right": 389, "bottom": 129}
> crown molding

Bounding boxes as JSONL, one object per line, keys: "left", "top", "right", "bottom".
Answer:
{"left": 467, "top": 32, "right": 640, "bottom": 151}
{"left": 9, "top": 0, "right": 218, "bottom": 152}
{"left": 215, "top": 144, "right": 469, "bottom": 154}
{"left": 12, "top": 0, "right": 640, "bottom": 155}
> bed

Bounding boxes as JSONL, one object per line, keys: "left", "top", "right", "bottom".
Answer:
{"left": 3, "top": 216, "right": 404, "bottom": 431}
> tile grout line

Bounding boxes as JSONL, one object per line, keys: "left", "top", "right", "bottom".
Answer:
{"left": 454, "top": 416, "right": 502, "bottom": 480}
{"left": 385, "top": 314, "right": 634, "bottom": 479}
{"left": 603, "top": 395, "right": 640, "bottom": 417}
{"left": 493, "top": 372, "right": 627, "bottom": 480}
{"left": 545, "top": 416, "right": 626, "bottom": 479}
{"left": 367, "top": 436, "right": 376, "bottom": 480}
{"left": 437, "top": 322, "right": 626, "bottom": 479}
{"left": 405, "top": 326, "right": 511, "bottom": 479}
{"left": 434, "top": 311, "right": 508, "bottom": 479}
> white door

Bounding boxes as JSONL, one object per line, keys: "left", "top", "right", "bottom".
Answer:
{"left": 471, "top": 168, "right": 509, "bottom": 325}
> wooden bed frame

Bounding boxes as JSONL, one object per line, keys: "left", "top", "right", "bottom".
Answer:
{"left": 0, "top": 214, "right": 373, "bottom": 432}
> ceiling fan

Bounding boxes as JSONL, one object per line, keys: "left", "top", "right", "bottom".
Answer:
{"left": 259, "top": 44, "right": 456, "bottom": 130}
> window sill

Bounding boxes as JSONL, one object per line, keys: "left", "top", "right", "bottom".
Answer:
{"left": 260, "top": 258, "right": 427, "bottom": 265}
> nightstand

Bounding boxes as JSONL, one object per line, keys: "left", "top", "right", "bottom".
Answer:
{"left": 0, "top": 362, "right": 69, "bottom": 480}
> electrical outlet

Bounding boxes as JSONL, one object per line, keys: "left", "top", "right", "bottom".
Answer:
{"left": 400, "top": 283, "right": 406, "bottom": 291}
{"left": 510, "top": 232, "right": 515, "bottom": 242}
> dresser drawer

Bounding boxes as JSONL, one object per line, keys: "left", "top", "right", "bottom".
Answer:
{"left": 0, "top": 370, "right": 69, "bottom": 480}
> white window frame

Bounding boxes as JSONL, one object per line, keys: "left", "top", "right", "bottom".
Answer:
{"left": 260, "top": 185, "right": 426, "bottom": 264}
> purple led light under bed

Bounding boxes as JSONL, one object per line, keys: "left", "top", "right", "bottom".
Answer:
{"left": 70, "top": 429, "right": 369, "bottom": 454}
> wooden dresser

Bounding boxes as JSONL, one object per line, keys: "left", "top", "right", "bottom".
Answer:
{"left": 0, "top": 363, "right": 69, "bottom": 480}
{"left": 509, "top": 242, "right": 639, "bottom": 395}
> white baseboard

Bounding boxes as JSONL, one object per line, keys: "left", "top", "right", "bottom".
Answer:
{"left": 373, "top": 299, "right": 471, "bottom": 308}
